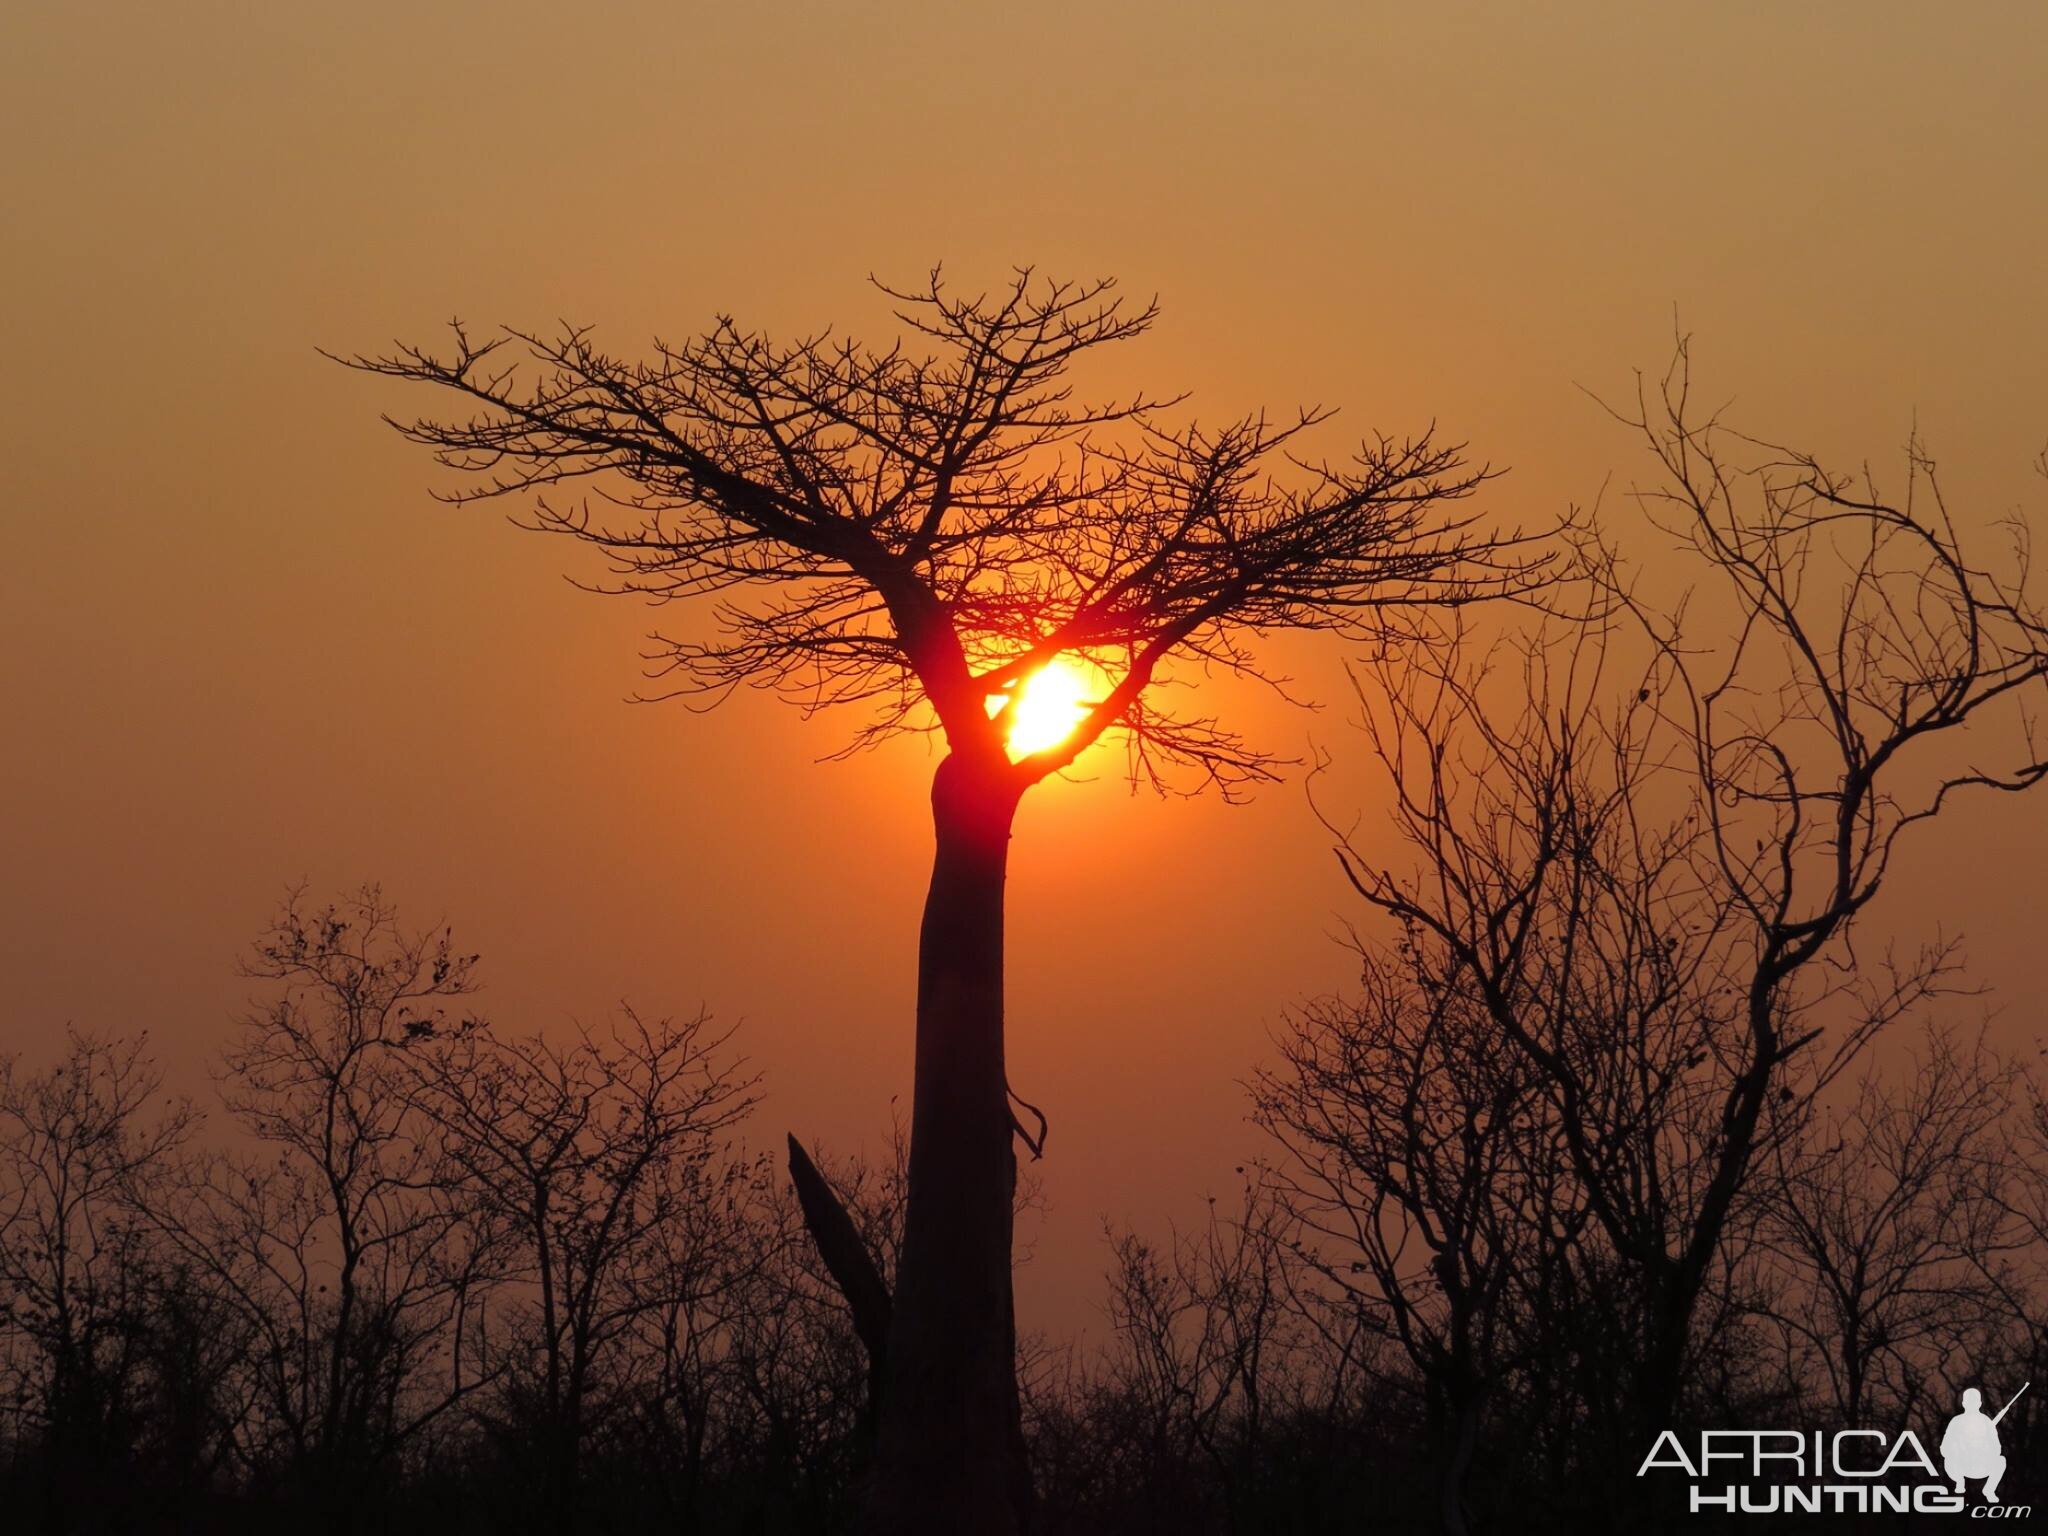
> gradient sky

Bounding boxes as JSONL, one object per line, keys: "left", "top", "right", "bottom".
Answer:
{"left": 5, "top": 1, "right": 2045, "bottom": 1342}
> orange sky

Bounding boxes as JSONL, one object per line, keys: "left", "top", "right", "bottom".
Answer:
{"left": 4, "top": 1, "right": 2045, "bottom": 1343}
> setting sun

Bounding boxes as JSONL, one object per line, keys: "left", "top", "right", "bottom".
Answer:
{"left": 1000, "top": 657, "right": 1095, "bottom": 758}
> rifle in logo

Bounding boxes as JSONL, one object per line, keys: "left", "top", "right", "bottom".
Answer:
{"left": 1992, "top": 1382, "right": 2030, "bottom": 1427}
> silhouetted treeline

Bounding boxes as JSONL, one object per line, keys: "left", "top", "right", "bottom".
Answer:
{"left": 0, "top": 890, "right": 892, "bottom": 1536}
{"left": 4, "top": 885, "right": 2044, "bottom": 1535}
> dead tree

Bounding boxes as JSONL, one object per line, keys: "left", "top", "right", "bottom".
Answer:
{"left": 336, "top": 267, "right": 1543, "bottom": 1533}
{"left": 1333, "top": 339, "right": 2048, "bottom": 1438}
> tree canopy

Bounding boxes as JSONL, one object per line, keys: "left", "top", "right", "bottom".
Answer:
{"left": 338, "top": 269, "right": 1547, "bottom": 795}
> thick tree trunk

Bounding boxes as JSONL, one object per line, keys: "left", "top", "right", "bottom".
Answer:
{"left": 864, "top": 753, "right": 1029, "bottom": 1535}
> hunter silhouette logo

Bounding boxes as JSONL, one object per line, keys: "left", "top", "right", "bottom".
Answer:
{"left": 1637, "top": 1380, "right": 2036, "bottom": 1517}
{"left": 1943, "top": 1383, "right": 2027, "bottom": 1505}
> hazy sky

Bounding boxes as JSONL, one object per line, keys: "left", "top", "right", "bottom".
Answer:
{"left": 5, "top": 1, "right": 2045, "bottom": 1342}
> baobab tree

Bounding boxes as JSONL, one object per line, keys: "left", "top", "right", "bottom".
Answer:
{"left": 336, "top": 268, "right": 1544, "bottom": 1532}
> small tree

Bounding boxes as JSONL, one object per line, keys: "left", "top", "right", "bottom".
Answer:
{"left": 339, "top": 267, "right": 1542, "bottom": 1532}
{"left": 1096, "top": 1187, "right": 1306, "bottom": 1532}
{"left": 0, "top": 1031, "right": 194, "bottom": 1529}
{"left": 1255, "top": 967, "right": 1582, "bottom": 1536}
{"left": 404, "top": 1007, "right": 757, "bottom": 1534}
{"left": 1755, "top": 1025, "right": 2022, "bottom": 1429}
{"left": 154, "top": 887, "right": 499, "bottom": 1528}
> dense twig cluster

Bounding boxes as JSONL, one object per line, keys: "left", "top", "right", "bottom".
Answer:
{"left": 337, "top": 269, "right": 1544, "bottom": 794}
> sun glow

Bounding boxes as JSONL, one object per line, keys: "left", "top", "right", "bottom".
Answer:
{"left": 999, "top": 658, "right": 1095, "bottom": 758}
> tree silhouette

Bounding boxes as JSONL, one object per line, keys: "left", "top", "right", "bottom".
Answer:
{"left": 1755, "top": 1024, "right": 2021, "bottom": 1430}
{"left": 1256, "top": 968, "right": 1581, "bottom": 1535}
{"left": 0, "top": 1031, "right": 195, "bottom": 1531}
{"left": 337, "top": 267, "right": 1544, "bottom": 1532}
{"left": 1329, "top": 341, "right": 2048, "bottom": 1456}
{"left": 147, "top": 888, "right": 501, "bottom": 1529}
{"left": 404, "top": 1007, "right": 758, "bottom": 1534}
{"left": 3, "top": 911, "right": 2048, "bottom": 1530}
